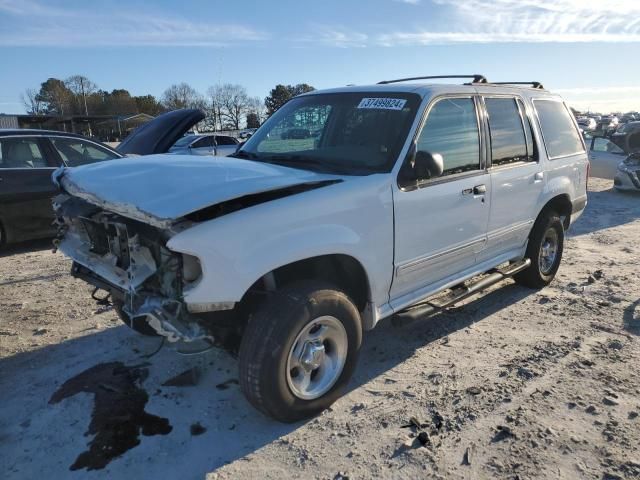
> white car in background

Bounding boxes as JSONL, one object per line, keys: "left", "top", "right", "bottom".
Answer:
{"left": 168, "top": 134, "right": 240, "bottom": 157}
{"left": 587, "top": 136, "right": 627, "bottom": 179}
{"left": 577, "top": 117, "right": 596, "bottom": 132}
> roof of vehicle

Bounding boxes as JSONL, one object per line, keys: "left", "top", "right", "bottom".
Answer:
{"left": 303, "top": 81, "right": 561, "bottom": 101}
{"left": 0, "top": 128, "right": 93, "bottom": 139}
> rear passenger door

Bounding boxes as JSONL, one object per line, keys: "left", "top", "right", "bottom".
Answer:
{"left": 478, "top": 96, "right": 543, "bottom": 263}
{"left": 0, "top": 136, "right": 60, "bottom": 241}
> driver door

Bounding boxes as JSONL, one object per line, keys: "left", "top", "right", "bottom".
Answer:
{"left": 390, "top": 96, "right": 490, "bottom": 306}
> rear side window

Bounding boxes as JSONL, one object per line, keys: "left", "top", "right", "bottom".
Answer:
{"left": 0, "top": 137, "right": 47, "bottom": 168}
{"left": 533, "top": 99, "right": 584, "bottom": 159}
{"left": 215, "top": 135, "right": 238, "bottom": 146}
{"left": 416, "top": 97, "right": 481, "bottom": 176}
{"left": 51, "top": 137, "right": 119, "bottom": 167}
{"left": 485, "top": 98, "right": 530, "bottom": 166}
{"left": 193, "top": 137, "right": 214, "bottom": 148}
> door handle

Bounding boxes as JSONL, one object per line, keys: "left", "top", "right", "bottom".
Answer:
{"left": 473, "top": 184, "right": 486, "bottom": 195}
{"left": 534, "top": 172, "right": 544, "bottom": 181}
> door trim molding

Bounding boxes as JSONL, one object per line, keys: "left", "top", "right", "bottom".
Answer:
{"left": 396, "top": 237, "right": 487, "bottom": 276}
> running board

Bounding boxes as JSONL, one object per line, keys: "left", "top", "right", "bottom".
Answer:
{"left": 392, "top": 258, "right": 531, "bottom": 326}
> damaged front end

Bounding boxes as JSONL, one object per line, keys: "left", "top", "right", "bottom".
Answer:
{"left": 54, "top": 194, "right": 213, "bottom": 345}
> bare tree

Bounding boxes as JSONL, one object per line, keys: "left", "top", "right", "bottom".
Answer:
{"left": 21, "top": 88, "right": 44, "bottom": 115}
{"left": 162, "top": 83, "right": 204, "bottom": 111}
{"left": 247, "top": 96, "right": 267, "bottom": 125}
{"left": 208, "top": 83, "right": 250, "bottom": 130}
{"left": 65, "top": 75, "right": 98, "bottom": 116}
{"left": 205, "top": 85, "right": 224, "bottom": 131}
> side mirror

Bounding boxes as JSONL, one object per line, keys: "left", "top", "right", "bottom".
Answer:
{"left": 414, "top": 151, "right": 444, "bottom": 179}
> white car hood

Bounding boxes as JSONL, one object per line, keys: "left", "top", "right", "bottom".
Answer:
{"left": 53, "top": 154, "right": 342, "bottom": 228}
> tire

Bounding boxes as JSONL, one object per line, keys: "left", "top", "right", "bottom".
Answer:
{"left": 514, "top": 211, "right": 564, "bottom": 289}
{"left": 113, "top": 299, "right": 160, "bottom": 336}
{"left": 238, "top": 281, "right": 362, "bottom": 423}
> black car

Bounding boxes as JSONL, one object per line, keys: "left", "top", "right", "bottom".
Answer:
{"left": 0, "top": 109, "right": 207, "bottom": 246}
{"left": 0, "top": 129, "right": 123, "bottom": 245}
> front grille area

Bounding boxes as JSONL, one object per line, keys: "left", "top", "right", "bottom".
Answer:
{"left": 80, "top": 218, "right": 131, "bottom": 269}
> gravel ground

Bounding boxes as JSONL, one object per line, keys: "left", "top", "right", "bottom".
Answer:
{"left": 1, "top": 177, "right": 639, "bottom": 479}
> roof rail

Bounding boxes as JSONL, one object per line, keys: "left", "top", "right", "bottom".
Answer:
{"left": 377, "top": 74, "right": 488, "bottom": 85}
{"left": 490, "top": 81, "right": 545, "bottom": 90}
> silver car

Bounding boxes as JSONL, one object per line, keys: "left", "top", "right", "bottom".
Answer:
{"left": 168, "top": 134, "right": 239, "bottom": 157}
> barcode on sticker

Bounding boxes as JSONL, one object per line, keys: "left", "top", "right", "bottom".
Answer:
{"left": 357, "top": 98, "right": 407, "bottom": 110}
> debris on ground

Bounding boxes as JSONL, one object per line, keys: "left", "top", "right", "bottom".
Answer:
{"left": 190, "top": 422, "right": 207, "bottom": 436}
{"left": 162, "top": 367, "right": 201, "bottom": 387}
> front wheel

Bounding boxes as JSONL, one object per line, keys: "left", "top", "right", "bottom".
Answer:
{"left": 514, "top": 211, "right": 564, "bottom": 288}
{"left": 238, "top": 281, "right": 362, "bottom": 423}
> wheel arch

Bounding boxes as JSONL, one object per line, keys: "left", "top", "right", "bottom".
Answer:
{"left": 535, "top": 193, "right": 572, "bottom": 231}
{"left": 241, "top": 253, "right": 375, "bottom": 329}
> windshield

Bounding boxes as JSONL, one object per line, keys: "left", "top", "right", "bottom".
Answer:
{"left": 235, "top": 92, "right": 421, "bottom": 174}
{"left": 172, "top": 135, "right": 197, "bottom": 148}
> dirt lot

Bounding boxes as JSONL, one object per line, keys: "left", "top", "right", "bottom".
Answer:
{"left": 1, "top": 177, "right": 639, "bottom": 479}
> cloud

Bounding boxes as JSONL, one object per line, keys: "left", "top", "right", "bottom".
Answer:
{"left": 379, "top": 0, "right": 640, "bottom": 45}
{"left": 295, "top": 26, "right": 368, "bottom": 48}
{"left": 554, "top": 85, "right": 640, "bottom": 112}
{"left": 392, "top": 0, "right": 422, "bottom": 5}
{"left": 0, "top": 0, "right": 267, "bottom": 47}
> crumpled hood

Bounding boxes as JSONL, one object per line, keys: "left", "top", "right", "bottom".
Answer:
{"left": 53, "top": 155, "right": 342, "bottom": 227}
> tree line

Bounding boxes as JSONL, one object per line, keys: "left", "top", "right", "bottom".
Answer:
{"left": 23, "top": 75, "right": 315, "bottom": 131}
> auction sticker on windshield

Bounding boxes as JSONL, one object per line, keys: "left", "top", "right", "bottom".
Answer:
{"left": 357, "top": 98, "right": 407, "bottom": 110}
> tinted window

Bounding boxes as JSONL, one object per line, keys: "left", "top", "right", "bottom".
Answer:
{"left": 193, "top": 137, "right": 214, "bottom": 148}
{"left": 517, "top": 99, "right": 536, "bottom": 161}
{"left": 485, "top": 98, "right": 530, "bottom": 166}
{"left": 534, "top": 100, "right": 584, "bottom": 159}
{"left": 416, "top": 98, "right": 480, "bottom": 176}
{"left": 0, "top": 137, "right": 47, "bottom": 168}
{"left": 51, "top": 137, "right": 119, "bottom": 167}
{"left": 215, "top": 135, "right": 238, "bottom": 146}
{"left": 173, "top": 135, "right": 196, "bottom": 148}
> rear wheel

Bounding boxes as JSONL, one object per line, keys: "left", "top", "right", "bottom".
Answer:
{"left": 514, "top": 211, "right": 564, "bottom": 288}
{"left": 238, "top": 281, "right": 362, "bottom": 422}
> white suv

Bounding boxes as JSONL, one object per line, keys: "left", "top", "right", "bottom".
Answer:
{"left": 54, "top": 75, "right": 588, "bottom": 422}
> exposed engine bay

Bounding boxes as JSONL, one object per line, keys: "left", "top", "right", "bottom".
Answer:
{"left": 53, "top": 194, "right": 217, "bottom": 346}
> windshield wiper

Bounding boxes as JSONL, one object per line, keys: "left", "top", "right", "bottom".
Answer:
{"left": 264, "top": 155, "right": 360, "bottom": 174}
{"left": 231, "top": 150, "right": 258, "bottom": 159}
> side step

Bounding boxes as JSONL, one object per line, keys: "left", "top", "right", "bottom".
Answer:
{"left": 392, "top": 258, "right": 531, "bottom": 326}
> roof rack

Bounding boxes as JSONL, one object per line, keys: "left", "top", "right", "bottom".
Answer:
{"left": 490, "top": 81, "right": 545, "bottom": 90}
{"left": 377, "top": 74, "right": 488, "bottom": 85}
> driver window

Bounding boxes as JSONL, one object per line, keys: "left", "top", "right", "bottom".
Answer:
{"left": 416, "top": 98, "right": 481, "bottom": 176}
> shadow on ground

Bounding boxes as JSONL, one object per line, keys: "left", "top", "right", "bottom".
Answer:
{"left": 570, "top": 187, "right": 640, "bottom": 237}
{"left": 623, "top": 297, "right": 640, "bottom": 335}
{"left": 0, "top": 282, "right": 533, "bottom": 479}
{"left": 0, "top": 238, "right": 52, "bottom": 259}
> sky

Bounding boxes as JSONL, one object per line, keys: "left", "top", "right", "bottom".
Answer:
{"left": 1, "top": 0, "right": 640, "bottom": 115}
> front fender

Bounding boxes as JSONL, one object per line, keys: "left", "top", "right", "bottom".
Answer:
{"left": 166, "top": 175, "right": 394, "bottom": 313}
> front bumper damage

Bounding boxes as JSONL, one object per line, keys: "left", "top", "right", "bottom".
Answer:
{"left": 54, "top": 194, "right": 214, "bottom": 344}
